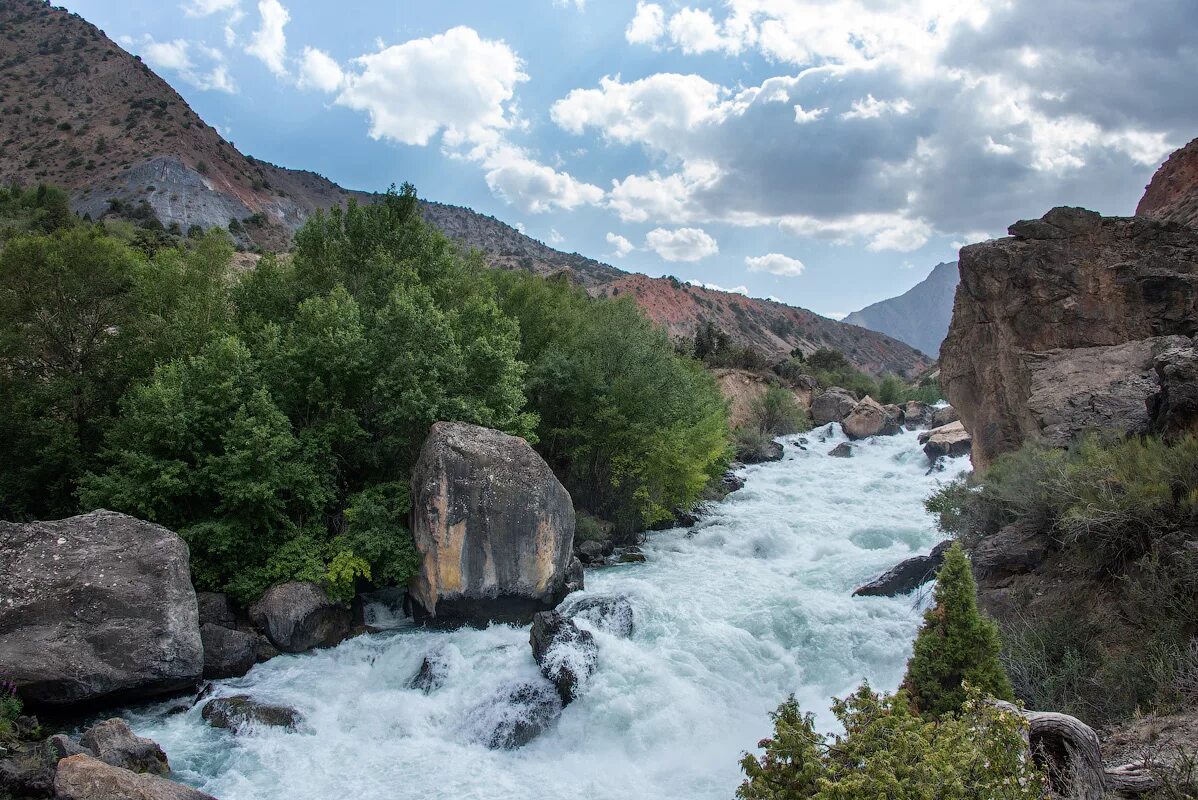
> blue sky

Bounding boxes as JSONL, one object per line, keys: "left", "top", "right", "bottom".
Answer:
{"left": 61, "top": 0, "right": 1198, "bottom": 317}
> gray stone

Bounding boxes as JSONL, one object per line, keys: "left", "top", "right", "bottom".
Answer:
{"left": 47, "top": 735, "right": 92, "bottom": 761}
{"left": 577, "top": 540, "right": 606, "bottom": 564}
{"left": 0, "top": 738, "right": 56, "bottom": 797}
{"left": 972, "top": 521, "right": 1051, "bottom": 577}
{"left": 409, "top": 422, "right": 576, "bottom": 625}
{"left": 199, "top": 623, "right": 258, "bottom": 679}
{"left": 929, "top": 405, "right": 959, "bottom": 429}
{"left": 562, "top": 595, "right": 635, "bottom": 638}
{"left": 201, "top": 695, "right": 303, "bottom": 733}
{"left": 903, "top": 400, "right": 932, "bottom": 429}
{"left": 55, "top": 754, "right": 217, "bottom": 800}
{"left": 853, "top": 541, "right": 952, "bottom": 597}
{"left": 79, "top": 719, "right": 168, "bottom": 776}
{"left": 842, "top": 396, "right": 902, "bottom": 440}
{"left": 811, "top": 388, "right": 858, "bottom": 425}
{"left": 1150, "top": 337, "right": 1198, "bottom": 439}
{"left": 409, "top": 646, "right": 456, "bottom": 694}
{"left": 467, "top": 682, "right": 562, "bottom": 750}
{"left": 0, "top": 511, "right": 202, "bottom": 710}
{"left": 529, "top": 611, "right": 599, "bottom": 706}
{"left": 828, "top": 443, "right": 853, "bottom": 458}
{"left": 195, "top": 592, "right": 236, "bottom": 629}
{"left": 249, "top": 581, "right": 351, "bottom": 654}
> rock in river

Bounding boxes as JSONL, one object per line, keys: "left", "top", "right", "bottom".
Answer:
{"left": 54, "top": 754, "right": 216, "bottom": 800}
{"left": 202, "top": 695, "right": 303, "bottom": 733}
{"left": 529, "top": 611, "right": 599, "bottom": 706}
{"left": 408, "top": 422, "right": 577, "bottom": 625}
{"left": 0, "top": 510, "right": 203, "bottom": 710}
{"left": 249, "top": 581, "right": 351, "bottom": 654}
{"left": 200, "top": 623, "right": 258, "bottom": 679}
{"left": 79, "top": 718, "right": 168, "bottom": 776}
{"left": 853, "top": 541, "right": 952, "bottom": 597}
{"left": 921, "top": 421, "right": 972, "bottom": 461}
{"left": 810, "top": 387, "right": 857, "bottom": 425}
{"left": 842, "top": 396, "right": 902, "bottom": 440}
{"left": 466, "top": 681, "right": 563, "bottom": 750}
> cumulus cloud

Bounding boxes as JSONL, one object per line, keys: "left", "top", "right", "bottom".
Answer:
{"left": 745, "top": 253, "right": 805, "bottom": 276}
{"left": 626, "top": 2, "right": 666, "bottom": 45}
{"left": 182, "top": 0, "right": 239, "bottom": 16}
{"left": 137, "top": 36, "right": 237, "bottom": 93}
{"left": 688, "top": 280, "right": 748, "bottom": 295}
{"left": 247, "top": 0, "right": 289, "bottom": 76}
{"left": 482, "top": 145, "right": 605, "bottom": 213}
{"left": 645, "top": 227, "right": 719, "bottom": 262}
{"left": 144, "top": 38, "right": 192, "bottom": 71}
{"left": 297, "top": 46, "right": 343, "bottom": 92}
{"left": 606, "top": 232, "right": 636, "bottom": 257}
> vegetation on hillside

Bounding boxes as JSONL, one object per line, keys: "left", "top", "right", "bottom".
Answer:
{"left": 797, "top": 347, "right": 942, "bottom": 404}
{"left": 926, "top": 434, "right": 1198, "bottom": 723}
{"left": 0, "top": 183, "right": 730, "bottom": 603}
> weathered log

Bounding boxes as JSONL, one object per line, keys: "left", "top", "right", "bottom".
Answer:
{"left": 992, "top": 700, "right": 1162, "bottom": 797}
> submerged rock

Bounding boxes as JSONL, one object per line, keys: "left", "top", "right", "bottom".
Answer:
{"left": 853, "top": 541, "right": 952, "bottom": 597}
{"left": 811, "top": 387, "right": 857, "bottom": 425}
{"left": 249, "top": 581, "right": 351, "bottom": 654}
{"left": 466, "top": 681, "right": 563, "bottom": 750}
{"left": 562, "top": 595, "right": 635, "bottom": 638}
{"left": 529, "top": 611, "right": 599, "bottom": 705}
{"left": 54, "top": 754, "right": 216, "bottom": 800}
{"left": 201, "top": 695, "right": 303, "bottom": 733}
{"left": 79, "top": 719, "right": 168, "bottom": 776}
{"left": 409, "top": 645, "right": 458, "bottom": 694}
{"left": 200, "top": 623, "right": 258, "bottom": 680}
{"left": 577, "top": 540, "right": 607, "bottom": 564}
{"left": 0, "top": 510, "right": 203, "bottom": 710}
{"left": 409, "top": 422, "right": 576, "bottom": 625}
{"left": 828, "top": 442, "right": 853, "bottom": 458}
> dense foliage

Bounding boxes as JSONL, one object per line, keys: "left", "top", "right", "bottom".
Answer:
{"left": 737, "top": 685, "right": 1044, "bottom": 800}
{"left": 0, "top": 183, "right": 731, "bottom": 602}
{"left": 902, "top": 543, "right": 1013, "bottom": 717}
{"left": 926, "top": 434, "right": 1198, "bottom": 723}
{"left": 796, "top": 348, "right": 942, "bottom": 404}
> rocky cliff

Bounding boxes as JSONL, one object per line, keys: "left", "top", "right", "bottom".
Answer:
{"left": 940, "top": 206, "right": 1198, "bottom": 467}
{"left": 843, "top": 261, "right": 960, "bottom": 358}
{"left": 1137, "top": 137, "right": 1198, "bottom": 229}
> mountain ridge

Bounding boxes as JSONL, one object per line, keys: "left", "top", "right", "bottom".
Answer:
{"left": 0, "top": 0, "right": 929, "bottom": 377}
{"left": 843, "top": 261, "right": 960, "bottom": 358}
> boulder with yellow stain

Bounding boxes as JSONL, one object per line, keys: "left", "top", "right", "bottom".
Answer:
{"left": 409, "top": 422, "right": 577, "bottom": 625}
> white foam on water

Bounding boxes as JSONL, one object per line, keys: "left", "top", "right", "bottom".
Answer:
{"left": 126, "top": 426, "right": 970, "bottom": 800}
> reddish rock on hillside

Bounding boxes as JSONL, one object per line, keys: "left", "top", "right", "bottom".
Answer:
{"left": 1137, "top": 137, "right": 1198, "bottom": 228}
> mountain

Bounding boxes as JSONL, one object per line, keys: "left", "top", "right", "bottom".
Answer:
{"left": 1136, "top": 136, "right": 1198, "bottom": 228}
{"left": 843, "top": 262, "right": 960, "bottom": 358}
{"left": 0, "top": 0, "right": 929, "bottom": 377}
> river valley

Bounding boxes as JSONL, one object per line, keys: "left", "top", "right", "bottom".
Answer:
{"left": 126, "top": 426, "right": 969, "bottom": 800}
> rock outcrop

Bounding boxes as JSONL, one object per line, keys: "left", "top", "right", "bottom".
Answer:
{"left": 54, "top": 754, "right": 216, "bottom": 800}
{"left": 921, "top": 421, "right": 972, "bottom": 461}
{"left": 0, "top": 511, "right": 203, "bottom": 710}
{"left": 841, "top": 396, "right": 902, "bottom": 440}
{"left": 853, "top": 541, "right": 952, "bottom": 597}
{"left": 529, "top": 611, "right": 599, "bottom": 705}
{"left": 249, "top": 581, "right": 351, "bottom": 654}
{"left": 409, "top": 422, "right": 577, "bottom": 624}
{"left": 810, "top": 388, "right": 857, "bottom": 425}
{"left": 78, "top": 719, "right": 168, "bottom": 776}
{"left": 1137, "top": 136, "right": 1198, "bottom": 229}
{"left": 199, "top": 623, "right": 258, "bottom": 679}
{"left": 941, "top": 207, "right": 1198, "bottom": 467}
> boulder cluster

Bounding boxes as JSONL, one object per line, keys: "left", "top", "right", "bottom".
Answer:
{"left": 809, "top": 388, "right": 969, "bottom": 465}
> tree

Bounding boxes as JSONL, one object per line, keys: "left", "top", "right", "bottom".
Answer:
{"left": 750, "top": 384, "right": 809, "bottom": 436}
{"left": 902, "top": 543, "right": 1014, "bottom": 717}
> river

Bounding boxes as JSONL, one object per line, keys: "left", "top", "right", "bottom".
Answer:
{"left": 127, "top": 425, "right": 969, "bottom": 800}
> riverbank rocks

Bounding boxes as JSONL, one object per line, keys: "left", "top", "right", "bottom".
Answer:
{"left": 79, "top": 719, "right": 168, "bottom": 776}
{"left": 921, "top": 421, "right": 972, "bottom": 461}
{"left": 468, "top": 682, "right": 562, "bottom": 750}
{"left": 199, "top": 623, "right": 258, "bottom": 679}
{"left": 54, "top": 754, "right": 216, "bottom": 800}
{"left": 409, "top": 422, "right": 577, "bottom": 625}
{"left": 530, "top": 611, "right": 599, "bottom": 705}
{"left": 811, "top": 387, "right": 857, "bottom": 425}
{"left": 201, "top": 695, "right": 303, "bottom": 733}
{"left": 903, "top": 401, "right": 932, "bottom": 429}
{"left": 928, "top": 405, "right": 959, "bottom": 429}
{"left": 1151, "top": 337, "right": 1198, "bottom": 440}
{"left": 853, "top": 541, "right": 952, "bottom": 597}
{"left": 0, "top": 511, "right": 203, "bottom": 710}
{"left": 842, "top": 397, "right": 902, "bottom": 440}
{"left": 971, "top": 520, "right": 1051, "bottom": 578}
{"left": 249, "top": 581, "right": 351, "bottom": 653}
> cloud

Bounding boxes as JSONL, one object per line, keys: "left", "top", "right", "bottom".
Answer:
{"left": 482, "top": 145, "right": 605, "bottom": 212}
{"left": 552, "top": 0, "right": 586, "bottom": 9}
{"left": 548, "top": 228, "right": 565, "bottom": 244}
{"left": 136, "top": 36, "right": 237, "bottom": 93}
{"left": 626, "top": 2, "right": 666, "bottom": 45}
{"left": 606, "top": 232, "right": 635, "bottom": 257}
{"left": 689, "top": 280, "right": 748, "bottom": 295}
{"left": 645, "top": 227, "right": 719, "bottom": 262}
{"left": 823, "top": 311, "right": 848, "bottom": 320}
{"left": 745, "top": 253, "right": 805, "bottom": 276}
{"left": 247, "top": 0, "right": 289, "bottom": 76}
{"left": 841, "top": 94, "right": 913, "bottom": 120}
{"left": 297, "top": 46, "right": 343, "bottom": 92}
{"left": 182, "top": 0, "right": 238, "bottom": 16}
{"left": 143, "top": 38, "right": 193, "bottom": 71}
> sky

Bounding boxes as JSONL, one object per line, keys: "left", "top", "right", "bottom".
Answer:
{"left": 60, "top": 0, "right": 1198, "bottom": 318}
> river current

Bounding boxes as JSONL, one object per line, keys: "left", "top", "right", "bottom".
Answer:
{"left": 127, "top": 425, "right": 969, "bottom": 800}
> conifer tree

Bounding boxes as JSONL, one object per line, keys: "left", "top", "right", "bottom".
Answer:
{"left": 902, "top": 542, "right": 1013, "bottom": 717}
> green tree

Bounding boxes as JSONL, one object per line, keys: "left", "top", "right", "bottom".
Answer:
{"left": 750, "top": 384, "right": 809, "bottom": 436}
{"left": 902, "top": 543, "right": 1014, "bottom": 717}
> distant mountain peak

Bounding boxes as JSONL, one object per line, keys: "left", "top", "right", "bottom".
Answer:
{"left": 843, "top": 261, "right": 960, "bottom": 358}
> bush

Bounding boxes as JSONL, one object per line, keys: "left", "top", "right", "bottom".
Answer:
{"left": 903, "top": 543, "right": 1014, "bottom": 717}
{"left": 738, "top": 685, "right": 1045, "bottom": 800}
{"left": 749, "top": 384, "right": 810, "bottom": 436}
{"left": 733, "top": 426, "right": 776, "bottom": 463}
{"left": 0, "top": 680, "right": 21, "bottom": 739}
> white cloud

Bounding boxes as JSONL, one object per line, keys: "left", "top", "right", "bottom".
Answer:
{"left": 607, "top": 161, "right": 721, "bottom": 223}
{"left": 668, "top": 8, "right": 732, "bottom": 54}
{"left": 482, "top": 144, "right": 605, "bottom": 213}
{"left": 606, "top": 232, "right": 636, "bottom": 257}
{"left": 198, "top": 64, "right": 238, "bottom": 93}
{"left": 626, "top": 2, "right": 666, "bottom": 45}
{"left": 136, "top": 36, "right": 237, "bottom": 94}
{"left": 793, "top": 104, "right": 826, "bottom": 123}
{"left": 689, "top": 280, "right": 748, "bottom": 295}
{"left": 548, "top": 228, "right": 565, "bottom": 244}
{"left": 144, "top": 38, "right": 193, "bottom": 72}
{"left": 247, "top": 0, "right": 289, "bottom": 76}
{"left": 645, "top": 227, "right": 719, "bottom": 262}
{"left": 745, "top": 253, "right": 805, "bottom": 276}
{"left": 553, "top": 0, "right": 586, "bottom": 9}
{"left": 841, "top": 94, "right": 913, "bottom": 120}
{"left": 297, "top": 46, "right": 343, "bottom": 92}
{"left": 182, "top": 0, "right": 238, "bottom": 16}
{"left": 823, "top": 311, "right": 848, "bottom": 320}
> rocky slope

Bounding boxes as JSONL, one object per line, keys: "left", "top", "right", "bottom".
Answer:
{"left": 843, "top": 261, "right": 959, "bottom": 358}
{"left": 0, "top": 0, "right": 928, "bottom": 376}
{"left": 1137, "top": 136, "right": 1198, "bottom": 228}
{"left": 940, "top": 206, "right": 1198, "bottom": 467}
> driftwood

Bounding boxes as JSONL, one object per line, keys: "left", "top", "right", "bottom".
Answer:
{"left": 992, "top": 700, "right": 1162, "bottom": 798}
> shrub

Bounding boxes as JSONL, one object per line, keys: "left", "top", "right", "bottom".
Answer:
{"left": 749, "top": 384, "right": 810, "bottom": 436}
{"left": 903, "top": 543, "right": 1013, "bottom": 717}
{"left": 733, "top": 426, "right": 776, "bottom": 463}
{"left": 0, "top": 680, "right": 21, "bottom": 739}
{"left": 738, "top": 685, "right": 1045, "bottom": 800}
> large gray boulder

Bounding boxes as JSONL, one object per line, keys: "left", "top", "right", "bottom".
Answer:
{"left": 842, "top": 396, "right": 902, "bottom": 440}
{"left": 54, "top": 754, "right": 216, "bottom": 800}
{"left": 79, "top": 719, "right": 168, "bottom": 776}
{"left": 409, "top": 422, "right": 576, "bottom": 625}
{"left": 0, "top": 511, "right": 203, "bottom": 710}
{"left": 929, "top": 405, "right": 959, "bottom": 429}
{"left": 199, "top": 623, "right": 258, "bottom": 679}
{"left": 1150, "top": 337, "right": 1198, "bottom": 440}
{"left": 201, "top": 695, "right": 303, "bottom": 733}
{"left": 853, "top": 541, "right": 952, "bottom": 597}
{"left": 249, "top": 582, "right": 351, "bottom": 654}
{"left": 810, "top": 387, "right": 857, "bottom": 425}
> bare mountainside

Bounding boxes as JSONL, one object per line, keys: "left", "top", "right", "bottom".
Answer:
{"left": 843, "top": 261, "right": 960, "bottom": 358}
{"left": 0, "top": 0, "right": 929, "bottom": 376}
{"left": 1137, "top": 136, "right": 1198, "bottom": 228}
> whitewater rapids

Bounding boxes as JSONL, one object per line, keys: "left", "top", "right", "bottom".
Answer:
{"left": 127, "top": 426, "right": 969, "bottom": 800}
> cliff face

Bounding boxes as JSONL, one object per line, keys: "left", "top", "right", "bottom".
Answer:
{"left": 1137, "top": 137, "right": 1198, "bottom": 228}
{"left": 843, "top": 261, "right": 960, "bottom": 358}
{"left": 940, "top": 206, "right": 1198, "bottom": 467}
